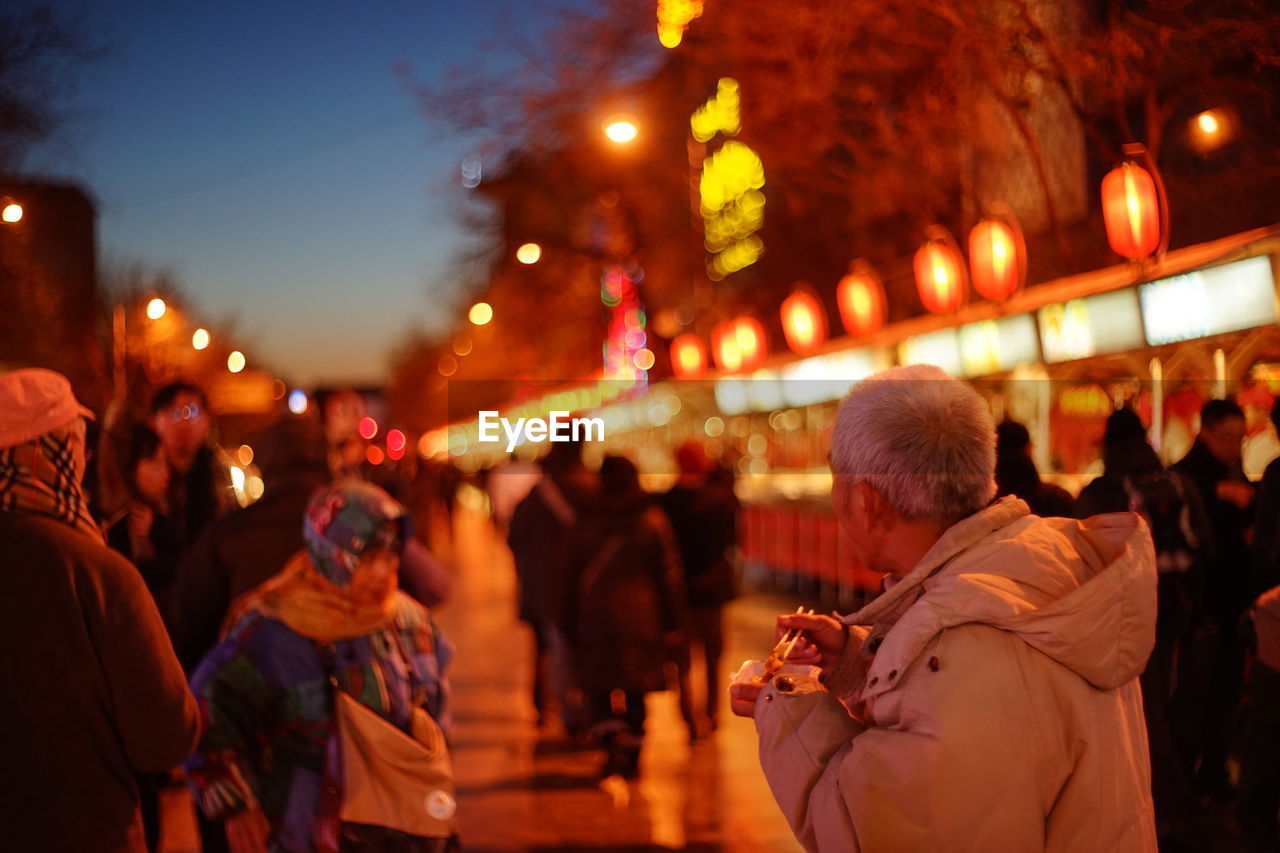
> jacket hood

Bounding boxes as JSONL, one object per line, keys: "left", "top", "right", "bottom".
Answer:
{"left": 845, "top": 497, "right": 1157, "bottom": 698}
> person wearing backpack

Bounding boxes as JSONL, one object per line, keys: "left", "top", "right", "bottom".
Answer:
{"left": 1077, "top": 408, "right": 1213, "bottom": 843}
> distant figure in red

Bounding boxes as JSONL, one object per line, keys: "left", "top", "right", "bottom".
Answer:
{"left": 660, "top": 442, "right": 738, "bottom": 739}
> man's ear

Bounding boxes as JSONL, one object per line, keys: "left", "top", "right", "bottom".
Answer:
{"left": 853, "top": 480, "right": 894, "bottom": 530}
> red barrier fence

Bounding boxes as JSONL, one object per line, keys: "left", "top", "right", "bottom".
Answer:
{"left": 739, "top": 503, "right": 880, "bottom": 596}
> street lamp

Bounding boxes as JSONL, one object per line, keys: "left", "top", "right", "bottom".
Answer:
{"left": 604, "top": 119, "right": 638, "bottom": 144}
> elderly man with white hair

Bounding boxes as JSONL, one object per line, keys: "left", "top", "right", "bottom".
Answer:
{"left": 730, "top": 364, "right": 1158, "bottom": 852}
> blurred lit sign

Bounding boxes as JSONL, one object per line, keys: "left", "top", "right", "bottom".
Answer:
{"left": 1059, "top": 384, "right": 1114, "bottom": 419}
{"left": 780, "top": 349, "right": 877, "bottom": 407}
{"left": 1140, "top": 255, "right": 1277, "bottom": 346}
{"left": 207, "top": 369, "right": 276, "bottom": 415}
{"left": 693, "top": 79, "right": 764, "bottom": 282}
{"left": 691, "top": 78, "right": 739, "bottom": 142}
{"left": 898, "top": 328, "right": 962, "bottom": 376}
{"left": 1038, "top": 288, "right": 1144, "bottom": 363}
{"left": 957, "top": 314, "right": 1040, "bottom": 377}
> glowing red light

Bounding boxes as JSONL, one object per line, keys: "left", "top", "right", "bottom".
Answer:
{"left": 387, "top": 445, "right": 405, "bottom": 462}
{"left": 365, "top": 445, "right": 385, "bottom": 466}
{"left": 358, "top": 417, "right": 378, "bottom": 440}
{"left": 671, "top": 334, "right": 707, "bottom": 378}
{"left": 387, "top": 429, "right": 406, "bottom": 453}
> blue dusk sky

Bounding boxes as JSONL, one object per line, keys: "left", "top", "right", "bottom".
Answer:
{"left": 25, "top": 0, "right": 559, "bottom": 386}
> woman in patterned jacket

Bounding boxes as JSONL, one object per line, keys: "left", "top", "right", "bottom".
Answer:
{"left": 186, "top": 480, "right": 452, "bottom": 852}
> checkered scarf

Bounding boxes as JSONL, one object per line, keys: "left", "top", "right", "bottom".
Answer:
{"left": 0, "top": 420, "right": 103, "bottom": 544}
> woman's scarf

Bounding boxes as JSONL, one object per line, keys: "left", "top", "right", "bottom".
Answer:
{"left": 224, "top": 549, "right": 397, "bottom": 643}
{"left": 0, "top": 420, "right": 103, "bottom": 544}
{"left": 223, "top": 480, "right": 408, "bottom": 642}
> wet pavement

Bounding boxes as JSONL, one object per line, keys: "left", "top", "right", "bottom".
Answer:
{"left": 435, "top": 503, "right": 806, "bottom": 853}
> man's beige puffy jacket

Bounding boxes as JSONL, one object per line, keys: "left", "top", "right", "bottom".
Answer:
{"left": 753, "top": 497, "right": 1159, "bottom": 852}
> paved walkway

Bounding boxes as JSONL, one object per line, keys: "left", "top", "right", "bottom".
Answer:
{"left": 436, "top": 503, "right": 805, "bottom": 852}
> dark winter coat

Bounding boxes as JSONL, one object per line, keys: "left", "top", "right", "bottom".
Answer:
{"left": 565, "top": 503, "right": 686, "bottom": 694}
{"left": 1174, "top": 440, "right": 1254, "bottom": 626}
{"left": 0, "top": 513, "right": 200, "bottom": 853}
{"left": 660, "top": 482, "right": 738, "bottom": 607}
{"left": 508, "top": 477, "right": 578, "bottom": 627}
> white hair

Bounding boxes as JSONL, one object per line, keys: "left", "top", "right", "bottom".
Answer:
{"left": 830, "top": 364, "right": 996, "bottom": 524}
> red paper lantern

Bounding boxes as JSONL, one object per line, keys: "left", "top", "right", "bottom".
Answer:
{"left": 1101, "top": 162, "right": 1162, "bottom": 260}
{"left": 780, "top": 286, "right": 828, "bottom": 354}
{"left": 969, "top": 218, "right": 1024, "bottom": 301}
{"left": 713, "top": 315, "right": 767, "bottom": 372}
{"left": 670, "top": 333, "right": 707, "bottom": 378}
{"left": 914, "top": 232, "right": 967, "bottom": 314}
{"left": 836, "top": 261, "right": 887, "bottom": 337}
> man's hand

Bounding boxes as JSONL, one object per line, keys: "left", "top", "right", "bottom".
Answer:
{"left": 728, "top": 679, "right": 765, "bottom": 717}
{"left": 224, "top": 808, "right": 270, "bottom": 853}
{"left": 776, "top": 612, "right": 847, "bottom": 677}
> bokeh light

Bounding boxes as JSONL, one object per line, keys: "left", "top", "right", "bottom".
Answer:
{"left": 192, "top": 328, "right": 210, "bottom": 350}
{"left": 469, "top": 302, "right": 493, "bottom": 325}
{"left": 604, "top": 120, "right": 638, "bottom": 144}
{"left": 453, "top": 335, "right": 473, "bottom": 357}
{"left": 2, "top": 203, "right": 23, "bottom": 223}
{"left": 365, "top": 445, "right": 385, "bottom": 466}
{"left": 387, "top": 429, "right": 407, "bottom": 453}
{"left": 288, "top": 389, "right": 308, "bottom": 414}
{"left": 237, "top": 444, "right": 254, "bottom": 466}
{"left": 358, "top": 416, "right": 378, "bottom": 441}
{"left": 438, "top": 355, "right": 458, "bottom": 377}
{"left": 146, "top": 298, "right": 167, "bottom": 320}
{"left": 516, "top": 242, "right": 542, "bottom": 264}
{"left": 227, "top": 351, "right": 246, "bottom": 373}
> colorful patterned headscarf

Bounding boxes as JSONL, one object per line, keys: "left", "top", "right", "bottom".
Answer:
{"left": 0, "top": 419, "right": 102, "bottom": 544}
{"left": 223, "top": 480, "right": 408, "bottom": 642}
{"left": 302, "top": 479, "right": 407, "bottom": 587}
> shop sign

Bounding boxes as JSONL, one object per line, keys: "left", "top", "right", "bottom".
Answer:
{"left": 1038, "top": 288, "right": 1144, "bottom": 363}
{"left": 1059, "top": 384, "right": 1113, "bottom": 419}
{"left": 780, "top": 349, "right": 876, "bottom": 408}
{"left": 957, "top": 314, "right": 1040, "bottom": 377}
{"left": 1140, "top": 255, "right": 1277, "bottom": 346}
{"left": 898, "top": 328, "right": 962, "bottom": 376}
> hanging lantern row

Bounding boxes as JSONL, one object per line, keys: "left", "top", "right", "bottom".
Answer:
{"left": 668, "top": 149, "right": 1169, "bottom": 376}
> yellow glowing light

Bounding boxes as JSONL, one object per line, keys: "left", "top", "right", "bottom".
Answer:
{"left": 604, "top": 120, "right": 638, "bottom": 144}
{"left": 230, "top": 466, "right": 246, "bottom": 491}
{"left": 516, "top": 242, "right": 542, "bottom": 264}
{"left": 468, "top": 301, "right": 493, "bottom": 325}
{"left": 657, "top": 0, "right": 703, "bottom": 49}
{"left": 237, "top": 444, "right": 254, "bottom": 467}
{"left": 1197, "top": 111, "right": 1220, "bottom": 135}
{"left": 633, "top": 348, "right": 656, "bottom": 371}
{"left": 146, "top": 298, "right": 167, "bottom": 320}
{"left": 691, "top": 78, "right": 740, "bottom": 143}
{"left": 227, "top": 351, "right": 246, "bottom": 373}
{"left": 2, "top": 203, "right": 22, "bottom": 223}
{"left": 934, "top": 265, "right": 949, "bottom": 285}
{"left": 192, "top": 328, "right": 210, "bottom": 350}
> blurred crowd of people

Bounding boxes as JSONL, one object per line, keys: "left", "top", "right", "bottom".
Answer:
{"left": 1, "top": 368, "right": 456, "bottom": 853}
{"left": 502, "top": 438, "right": 739, "bottom": 779}
{"left": 995, "top": 399, "right": 1280, "bottom": 849}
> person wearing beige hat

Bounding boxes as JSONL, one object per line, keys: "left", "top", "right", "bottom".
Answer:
{"left": 0, "top": 367, "right": 201, "bottom": 853}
